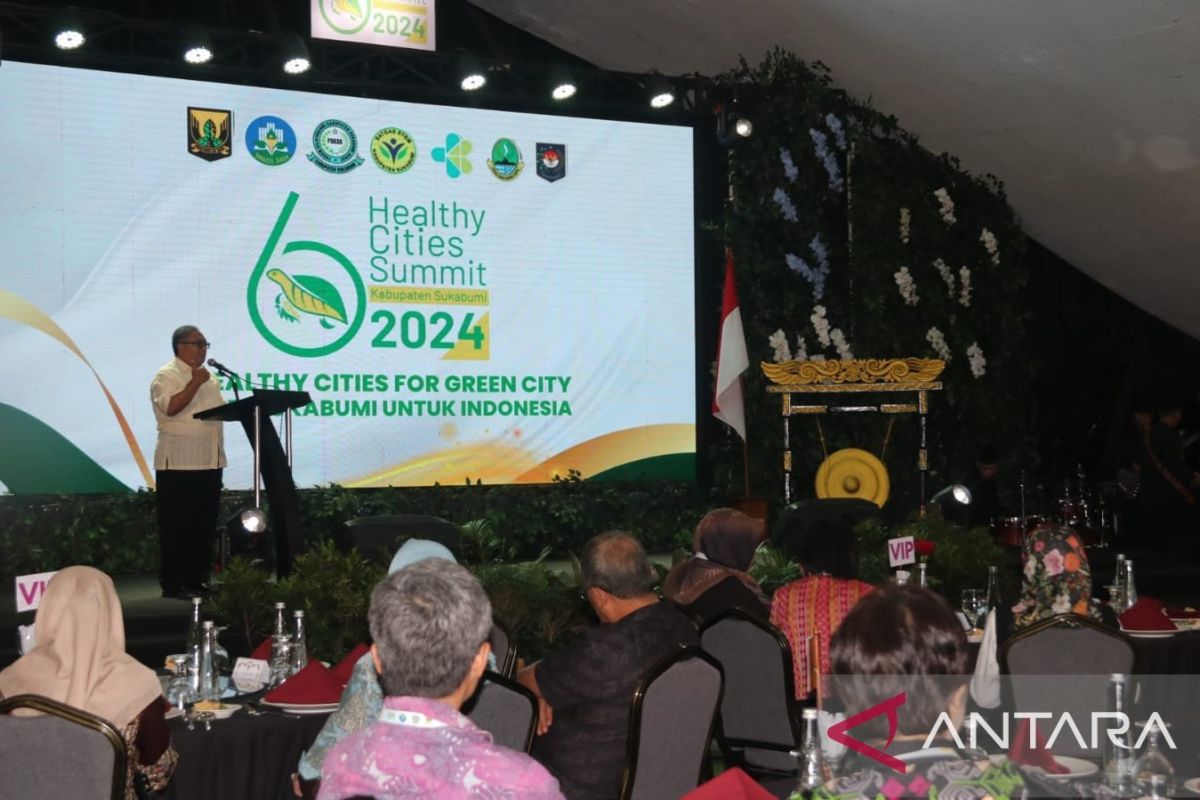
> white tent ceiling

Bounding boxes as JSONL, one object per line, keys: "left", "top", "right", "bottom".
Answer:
{"left": 472, "top": 0, "right": 1200, "bottom": 339}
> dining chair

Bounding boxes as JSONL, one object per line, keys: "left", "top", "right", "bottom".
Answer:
{"left": 461, "top": 671, "right": 538, "bottom": 753}
{"left": 488, "top": 619, "right": 517, "bottom": 678}
{"left": 1001, "top": 612, "right": 1136, "bottom": 758}
{"left": 618, "top": 645, "right": 724, "bottom": 800}
{"left": 341, "top": 514, "right": 462, "bottom": 561}
{"left": 700, "top": 608, "right": 803, "bottom": 773}
{"left": 0, "top": 693, "right": 128, "bottom": 800}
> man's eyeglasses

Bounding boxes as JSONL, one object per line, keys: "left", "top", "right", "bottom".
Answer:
{"left": 180, "top": 340, "right": 211, "bottom": 350}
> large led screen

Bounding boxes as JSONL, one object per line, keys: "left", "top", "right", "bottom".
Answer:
{"left": 0, "top": 62, "right": 696, "bottom": 492}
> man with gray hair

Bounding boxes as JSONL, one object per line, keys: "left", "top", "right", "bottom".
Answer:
{"left": 319, "top": 558, "right": 563, "bottom": 799}
{"left": 518, "top": 531, "right": 698, "bottom": 800}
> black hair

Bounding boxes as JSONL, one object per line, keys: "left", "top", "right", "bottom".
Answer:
{"left": 794, "top": 518, "right": 859, "bottom": 579}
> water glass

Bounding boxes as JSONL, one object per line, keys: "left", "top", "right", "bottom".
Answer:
{"left": 961, "top": 589, "right": 985, "bottom": 633}
{"left": 165, "top": 655, "right": 195, "bottom": 711}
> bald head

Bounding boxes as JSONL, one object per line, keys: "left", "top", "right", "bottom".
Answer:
{"left": 580, "top": 531, "right": 655, "bottom": 599}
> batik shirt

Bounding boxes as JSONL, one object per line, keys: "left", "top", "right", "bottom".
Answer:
{"left": 318, "top": 695, "right": 564, "bottom": 800}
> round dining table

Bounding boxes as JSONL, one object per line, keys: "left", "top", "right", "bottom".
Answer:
{"left": 164, "top": 702, "right": 330, "bottom": 800}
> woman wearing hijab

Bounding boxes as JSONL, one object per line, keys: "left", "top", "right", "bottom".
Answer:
{"left": 1005, "top": 524, "right": 1111, "bottom": 635}
{"left": 662, "top": 507, "right": 769, "bottom": 624}
{"left": 294, "top": 538, "right": 458, "bottom": 799}
{"left": 0, "top": 566, "right": 177, "bottom": 799}
{"left": 770, "top": 518, "right": 874, "bottom": 701}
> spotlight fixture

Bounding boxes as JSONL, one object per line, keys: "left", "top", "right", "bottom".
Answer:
{"left": 461, "top": 72, "right": 486, "bottom": 91}
{"left": 223, "top": 506, "right": 271, "bottom": 568}
{"left": 279, "top": 32, "right": 311, "bottom": 75}
{"left": 551, "top": 82, "right": 577, "bottom": 101}
{"left": 184, "top": 46, "right": 212, "bottom": 64}
{"left": 649, "top": 90, "right": 674, "bottom": 109}
{"left": 54, "top": 29, "right": 85, "bottom": 50}
{"left": 930, "top": 483, "right": 973, "bottom": 506}
{"left": 238, "top": 506, "right": 269, "bottom": 534}
{"left": 735, "top": 118, "right": 753, "bottom": 137}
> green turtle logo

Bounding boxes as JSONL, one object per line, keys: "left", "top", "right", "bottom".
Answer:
{"left": 248, "top": 192, "right": 366, "bottom": 357}
{"left": 487, "top": 137, "right": 523, "bottom": 181}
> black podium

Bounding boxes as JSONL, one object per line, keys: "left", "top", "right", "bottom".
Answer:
{"left": 196, "top": 389, "right": 311, "bottom": 576}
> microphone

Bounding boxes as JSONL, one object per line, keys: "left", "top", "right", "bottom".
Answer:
{"left": 207, "top": 358, "right": 236, "bottom": 377}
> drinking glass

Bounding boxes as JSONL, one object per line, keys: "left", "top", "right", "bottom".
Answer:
{"left": 1133, "top": 724, "right": 1175, "bottom": 798}
{"left": 270, "top": 637, "right": 293, "bottom": 687}
{"left": 165, "top": 655, "right": 194, "bottom": 711}
{"left": 961, "top": 589, "right": 984, "bottom": 633}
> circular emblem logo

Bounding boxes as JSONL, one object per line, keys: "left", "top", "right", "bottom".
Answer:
{"left": 318, "top": 0, "right": 371, "bottom": 35}
{"left": 487, "top": 137, "right": 524, "bottom": 181}
{"left": 248, "top": 193, "right": 368, "bottom": 358}
{"left": 307, "top": 119, "right": 364, "bottom": 174}
{"left": 370, "top": 127, "right": 417, "bottom": 174}
{"left": 245, "top": 115, "right": 296, "bottom": 166}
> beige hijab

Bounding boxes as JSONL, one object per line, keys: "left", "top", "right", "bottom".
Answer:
{"left": 0, "top": 566, "right": 162, "bottom": 728}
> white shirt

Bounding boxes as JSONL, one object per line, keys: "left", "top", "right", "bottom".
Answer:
{"left": 150, "top": 356, "right": 228, "bottom": 470}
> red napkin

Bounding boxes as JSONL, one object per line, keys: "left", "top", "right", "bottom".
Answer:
{"left": 249, "top": 637, "right": 273, "bottom": 661}
{"left": 1120, "top": 597, "right": 1176, "bottom": 631}
{"left": 263, "top": 660, "right": 344, "bottom": 705}
{"left": 1164, "top": 606, "right": 1200, "bottom": 619}
{"left": 682, "top": 767, "right": 775, "bottom": 800}
{"left": 1008, "top": 718, "right": 1068, "bottom": 773}
{"left": 330, "top": 643, "right": 371, "bottom": 686}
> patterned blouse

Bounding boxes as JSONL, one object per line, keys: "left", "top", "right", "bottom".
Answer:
{"left": 121, "top": 701, "right": 177, "bottom": 800}
{"left": 318, "top": 695, "right": 564, "bottom": 799}
{"left": 770, "top": 575, "right": 874, "bottom": 700}
{"left": 298, "top": 654, "right": 382, "bottom": 781}
{"left": 806, "top": 757, "right": 1027, "bottom": 799}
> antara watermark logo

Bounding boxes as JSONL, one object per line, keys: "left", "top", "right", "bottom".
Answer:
{"left": 829, "top": 692, "right": 1176, "bottom": 774}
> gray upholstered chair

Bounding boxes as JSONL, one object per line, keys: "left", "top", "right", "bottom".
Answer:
{"left": 461, "top": 671, "right": 538, "bottom": 753}
{"left": 488, "top": 620, "right": 517, "bottom": 678}
{"left": 700, "top": 608, "right": 802, "bottom": 773}
{"left": 1001, "top": 612, "right": 1136, "bottom": 758}
{"left": 619, "top": 645, "right": 723, "bottom": 800}
{"left": 0, "top": 693, "right": 128, "bottom": 800}
{"left": 342, "top": 514, "right": 462, "bottom": 561}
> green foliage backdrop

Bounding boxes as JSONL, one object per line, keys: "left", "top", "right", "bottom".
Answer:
{"left": 715, "top": 50, "right": 1034, "bottom": 514}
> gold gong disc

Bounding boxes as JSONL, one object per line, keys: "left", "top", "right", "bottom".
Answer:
{"left": 815, "top": 448, "right": 890, "bottom": 507}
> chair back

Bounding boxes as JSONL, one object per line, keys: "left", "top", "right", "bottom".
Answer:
{"left": 619, "top": 646, "right": 723, "bottom": 800}
{"left": 700, "top": 608, "right": 801, "bottom": 772}
{"left": 488, "top": 619, "right": 517, "bottom": 678}
{"left": 0, "top": 694, "right": 127, "bottom": 800}
{"left": 1001, "top": 613, "right": 1136, "bottom": 757}
{"left": 461, "top": 671, "right": 538, "bottom": 753}
{"left": 342, "top": 514, "right": 461, "bottom": 561}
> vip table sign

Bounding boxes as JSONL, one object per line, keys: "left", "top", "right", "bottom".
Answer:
{"left": 14, "top": 570, "right": 57, "bottom": 613}
{"left": 888, "top": 536, "right": 916, "bottom": 568}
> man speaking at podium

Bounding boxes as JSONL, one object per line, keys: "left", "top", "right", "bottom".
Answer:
{"left": 150, "top": 325, "right": 226, "bottom": 599}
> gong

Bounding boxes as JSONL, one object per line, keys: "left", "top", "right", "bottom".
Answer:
{"left": 815, "top": 448, "right": 890, "bottom": 507}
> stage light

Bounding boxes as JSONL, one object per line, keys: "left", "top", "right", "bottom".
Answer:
{"left": 184, "top": 46, "right": 212, "bottom": 64}
{"left": 551, "top": 82, "right": 577, "bottom": 101}
{"left": 237, "top": 507, "right": 269, "bottom": 534}
{"left": 280, "top": 32, "right": 311, "bottom": 75}
{"left": 222, "top": 506, "right": 271, "bottom": 569}
{"left": 54, "top": 29, "right": 85, "bottom": 50}
{"left": 930, "top": 483, "right": 973, "bottom": 505}
{"left": 735, "top": 117, "right": 753, "bottom": 137}
{"left": 461, "top": 72, "right": 486, "bottom": 91}
{"left": 649, "top": 90, "right": 674, "bottom": 108}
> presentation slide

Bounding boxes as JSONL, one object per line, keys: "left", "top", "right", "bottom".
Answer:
{"left": 0, "top": 61, "right": 696, "bottom": 492}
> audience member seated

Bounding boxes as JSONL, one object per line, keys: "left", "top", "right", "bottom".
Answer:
{"left": 295, "top": 538, "right": 458, "bottom": 799}
{"left": 662, "top": 507, "right": 769, "bottom": 623}
{"left": 1002, "top": 524, "right": 1114, "bottom": 641}
{"left": 0, "top": 566, "right": 177, "bottom": 800}
{"left": 319, "top": 558, "right": 562, "bottom": 799}
{"left": 769, "top": 519, "right": 873, "bottom": 701}
{"left": 814, "top": 585, "right": 1026, "bottom": 798}
{"left": 519, "top": 531, "right": 699, "bottom": 800}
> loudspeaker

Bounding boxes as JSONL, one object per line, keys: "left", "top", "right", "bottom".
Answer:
{"left": 770, "top": 498, "right": 882, "bottom": 562}
{"left": 341, "top": 514, "right": 462, "bottom": 561}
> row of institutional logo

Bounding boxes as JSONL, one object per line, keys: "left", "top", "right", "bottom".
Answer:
{"left": 186, "top": 106, "right": 566, "bottom": 182}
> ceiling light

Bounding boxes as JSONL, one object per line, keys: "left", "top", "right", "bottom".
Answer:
{"left": 54, "top": 29, "right": 85, "bottom": 50}
{"left": 283, "top": 56, "right": 310, "bottom": 74}
{"left": 552, "top": 82, "right": 577, "bottom": 101}
{"left": 649, "top": 91, "right": 675, "bottom": 109}
{"left": 184, "top": 46, "right": 213, "bottom": 64}
{"left": 461, "top": 73, "right": 486, "bottom": 91}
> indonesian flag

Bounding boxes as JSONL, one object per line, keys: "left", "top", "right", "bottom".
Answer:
{"left": 713, "top": 249, "right": 749, "bottom": 440}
